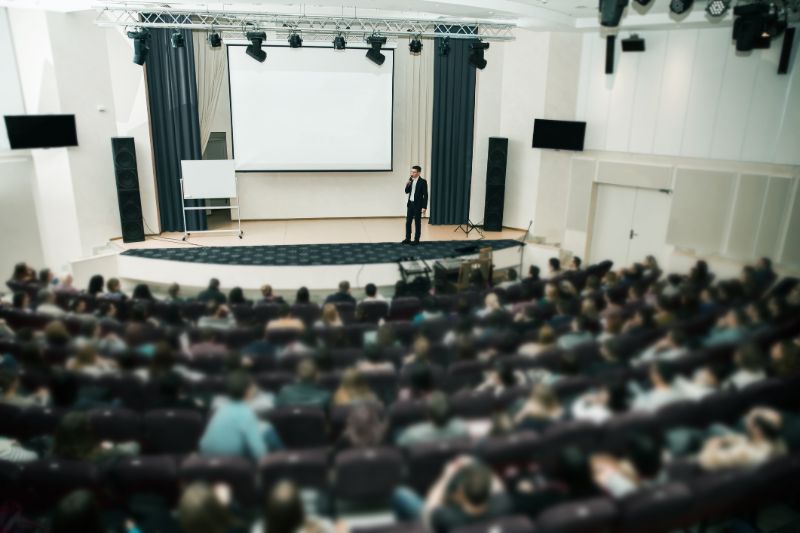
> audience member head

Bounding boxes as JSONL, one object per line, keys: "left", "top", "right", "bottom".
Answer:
{"left": 746, "top": 408, "right": 783, "bottom": 445}
{"left": 321, "top": 303, "right": 342, "bottom": 326}
{"left": 426, "top": 391, "right": 451, "bottom": 428}
{"left": 168, "top": 282, "right": 181, "bottom": 300}
{"left": 338, "top": 280, "right": 350, "bottom": 294}
{"left": 506, "top": 269, "right": 518, "bottom": 282}
{"left": 87, "top": 274, "right": 104, "bottom": 295}
{"left": 394, "top": 280, "right": 407, "bottom": 298}
{"left": 537, "top": 324, "right": 556, "bottom": 346}
{"left": 483, "top": 292, "right": 500, "bottom": 311}
{"left": 548, "top": 257, "right": 561, "bottom": 274}
{"left": 260, "top": 284, "right": 274, "bottom": 299}
{"left": 106, "top": 278, "right": 121, "bottom": 293}
{"left": 735, "top": 344, "right": 766, "bottom": 373}
{"left": 556, "top": 447, "right": 595, "bottom": 497}
{"left": 51, "top": 490, "right": 104, "bottom": 533}
{"left": 570, "top": 256, "right": 582, "bottom": 271}
{"left": 528, "top": 265, "right": 540, "bottom": 281}
{"left": 264, "top": 481, "right": 305, "bottom": 533}
{"left": 39, "top": 268, "right": 53, "bottom": 286}
{"left": 457, "top": 462, "right": 493, "bottom": 512}
{"left": 208, "top": 278, "right": 221, "bottom": 292}
{"left": 412, "top": 335, "right": 431, "bottom": 360}
{"left": 53, "top": 412, "right": 99, "bottom": 460}
{"left": 179, "top": 483, "right": 232, "bottom": 533}
{"left": 365, "top": 283, "right": 377, "bottom": 298}
{"left": 226, "top": 370, "right": 256, "bottom": 402}
{"left": 229, "top": 287, "right": 246, "bottom": 305}
{"left": 132, "top": 283, "right": 153, "bottom": 300}
{"left": 343, "top": 403, "right": 387, "bottom": 447}
{"left": 295, "top": 286, "right": 310, "bottom": 304}
{"left": 338, "top": 367, "right": 371, "bottom": 399}
{"left": 770, "top": 340, "right": 800, "bottom": 377}
{"left": 296, "top": 358, "right": 318, "bottom": 384}
{"left": 12, "top": 262, "right": 31, "bottom": 282}
{"left": 44, "top": 320, "right": 71, "bottom": 347}
{"left": 408, "top": 364, "right": 434, "bottom": 398}
{"left": 626, "top": 434, "right": 663, "bottom": 480}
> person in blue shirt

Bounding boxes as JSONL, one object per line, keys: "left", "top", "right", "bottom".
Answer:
{"left": 200, "top": 370, "right": 282, "bottom": 461}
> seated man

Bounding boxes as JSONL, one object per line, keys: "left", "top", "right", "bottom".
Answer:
{"left": 276, "top": 359, "right": 331, "bottom": 409}
{"left": 396, "top": 391, "right": 468, "bottom": 447}
{"left": 325, "top": 280, "right": 356, "bottom": 305}
{"left": 266, "top": 304, "right": 305, "bottom": 332}
{"left": 200, "top": 371, "right": 282, "bottom": 461}
{"left": 393, "top": 456, "right": 512, "bottom": 533}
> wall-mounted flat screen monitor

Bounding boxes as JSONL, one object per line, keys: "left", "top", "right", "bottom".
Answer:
{"left": 4, "top": 114, "right": 78, "bottom": 149}
{"left": 532, "top": 118, "right": 586, "bottom": 151}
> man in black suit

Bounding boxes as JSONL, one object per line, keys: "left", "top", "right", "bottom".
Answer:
{"left": 403, "top": 165, "right": 428, "bottom": 245}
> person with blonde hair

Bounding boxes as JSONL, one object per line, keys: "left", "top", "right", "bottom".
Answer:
{"left": 315, "top": 303, "right": 343, "bottom": 329}
{"left": 66, "top": 344, "right": 117, "bottom": 376}
{"left": 333, "top": 368, "right": 379, "bottom": 407}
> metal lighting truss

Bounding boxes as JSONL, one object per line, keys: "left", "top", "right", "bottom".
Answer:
{"left": 93, "top": 2, "right": 516, "bottom": 41}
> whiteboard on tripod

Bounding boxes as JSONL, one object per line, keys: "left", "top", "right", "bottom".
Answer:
{"left": 181, "top": 160, "right": 237, "bottom": 199}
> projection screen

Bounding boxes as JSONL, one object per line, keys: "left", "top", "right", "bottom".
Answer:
{"left": 227, "top": 44, "right": 394, "bottom": 172}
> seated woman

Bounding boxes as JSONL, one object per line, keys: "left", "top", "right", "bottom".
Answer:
{"left": 511, "top": 385, "right": 563, "bottom": 432}
{"left": 66, "top": 344, "right": 118, "bottom": 377}
{"left": 698, "top": 407, "right": 787, "bottom": 471}
{"left": 332, "top": 368, "right": 379, "bottom": 407}
{"left": 314, "top": 303, "right": 343, "bottom": 329}
{"left": 591, "top": 434, "right": 667, "bottom": 497}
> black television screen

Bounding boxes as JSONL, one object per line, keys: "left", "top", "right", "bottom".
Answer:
{"left": 4, "top": 114, "right": 78, "bottom": 149}
{"left": 532, "top": 119, "right": 586, "bottom": 151}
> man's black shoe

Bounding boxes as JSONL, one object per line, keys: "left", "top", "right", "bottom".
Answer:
{"left": 401, "top": 239, "right": 411, "bottom": 244}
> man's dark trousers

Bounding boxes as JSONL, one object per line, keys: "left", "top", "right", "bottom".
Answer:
{"left": 406, "top": 202, "right": 422, "bottom": 243}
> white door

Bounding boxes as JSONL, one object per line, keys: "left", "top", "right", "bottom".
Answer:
{"left": 627, "top": 188, "right": 671, "bottom": 268}
{"left": 590, "top": 184, "right": 636, "bottom": 268}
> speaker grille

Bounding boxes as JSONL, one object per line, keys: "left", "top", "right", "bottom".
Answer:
{"left": 112, "top": 137, "right": 145, "bottom": 243}
{"left": 483, "top": 137, "right": 508, "bottom": 232}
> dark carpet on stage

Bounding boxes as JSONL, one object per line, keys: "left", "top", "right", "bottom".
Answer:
{"left": 121, "top": 240, "right": 522, "bottom": 267}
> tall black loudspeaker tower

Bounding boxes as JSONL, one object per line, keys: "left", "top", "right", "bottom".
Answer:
{"left": 111, "top": 137, "right": 145, "bottom": 243}
{"left": 483, "top": 137, "right": 508, "bottom": 232}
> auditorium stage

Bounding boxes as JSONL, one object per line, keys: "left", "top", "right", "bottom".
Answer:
{"left": 72, "top": 218, "right": 531, "bottom": 295}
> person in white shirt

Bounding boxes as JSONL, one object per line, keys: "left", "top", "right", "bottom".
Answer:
{"left": 361, "top": 283, "right": 386, "bottom": 303}
{"left": 36, "top": 290, "right": 65, "bottom": 317}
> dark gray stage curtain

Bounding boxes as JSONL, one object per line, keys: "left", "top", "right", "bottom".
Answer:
{"left": 144, "top": 27, "right": 206, "bottom": 232}
{"left": 429, "top": 31, "right": 477, "bottom": 225}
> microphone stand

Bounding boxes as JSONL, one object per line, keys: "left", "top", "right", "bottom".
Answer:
{"left": 517, "top": 220, "right": 532, "bottom": 276}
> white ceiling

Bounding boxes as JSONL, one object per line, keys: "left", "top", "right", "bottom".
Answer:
{"left": 1, "top": 0, "right": 739, "bottom": 29}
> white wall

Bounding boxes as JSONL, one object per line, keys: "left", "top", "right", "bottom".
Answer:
{"left": 0, "top": 154, "right": 45, "bottom": 278}
{"left": 0, "top": 8, "right": 25, "bottom": 150}
{"left": 575, "top": 27, "right": 800, "bottom": 165}
{"left": 215, "top": 42, "right": 434, "bottom": 220}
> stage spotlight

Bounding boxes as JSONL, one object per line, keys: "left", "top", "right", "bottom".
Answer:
{"left": 469, "top": 40, "right": 489, "bottom": 69}
{"left": 127, "top": 29, "right": 150, "bottom": 65}
{"left": 409, "top": 36, "right": 423, "bottom": 54}
{"left": 288, "top": 33, "right": 303, "bottom": 48}
{"left": 246, "top": 31, "right": 267, "bottom": 62}
{"left": 733, "top": 1, "right": 785, "bottom": 51}
{"left": 366, "top": 34, "right": 387, "bottom": 65}
{"left": 333, "top": 34, "right": 346, "bottom": 50}
{"left": 621, "top": 34, "right": 646, "bottom": 51}
{"left": 170, "top": 30, "right": 185, "bottom": 48}
{"left": 599, "top": 0, "right": 629, "bottom": 27}
{"left": 706, "top": 0, "right": 731, "bottom": 17}
{"left": 208, "top": 32, "right": 222, "bottom": 48}
{"left": 439, "top": 37, "right": 450, "bottom": 56}
{"left": 670, "top": 0, "right": 694, "bottom": 15}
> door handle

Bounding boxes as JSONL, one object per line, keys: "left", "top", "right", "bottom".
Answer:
{"left": 629, "top": 229, "right": 638, "bottom": 239}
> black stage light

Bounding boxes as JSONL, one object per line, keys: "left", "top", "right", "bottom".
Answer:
{"left": 127, "top": 29, "right": 150, "bottom": 65}
{"left": 706, "top": 0, "right": 731, "bottom": 17}
{"left": 621, "top": 34, "right": 646, "bottom": 51}
{"left": 208, "top": 32, "right": 222, "bottom": 47}
{"left": 469, "top": 40, "right": 490, "bottom": 69}
{"left": 732, "top": 1, "right": 785, "bottom": 51}
{"left": 333, "top": 34, "right": 346, "bottom": 50}
{"left": 366, "top": 34, "right": 387, "bottom": 65}
{"left": 599, "top": 0, "right": 629, "bottom": 27}
{"left": 409, "top": 36, "right": 423, "bottom": 54}
{"left": 288, "top": 33, "right": 303, "bottom": 48}
{"left": 439, "top": 36, "right": 450, "bottom": 56}
{"left": 246, "top": 31, "right": 267, "bottom": 62}
{"left": 170, "top": 30, "right": 185, "bottom": 48}
{"left": 670, "top": 0, "right": 694, "bottom": 15}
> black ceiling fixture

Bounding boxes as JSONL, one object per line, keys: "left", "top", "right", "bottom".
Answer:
{"left": 333, "top": 34, "right": 346, "bottom": 50}
{"left": 127, "top": 29, "right": 150, "bottom": 65}
{"left": 288, "top": 33, "right": 303, "bottom": 48}
{"left": 670, "top": 0, "right": 695, "bottom": 15}
{"left": 208, "top": 32, "right": 222, "bottom": 47}
{"left": 409, "top": 35, "right": 423, "bottom": 54}
{"left": 170, "top": 30, "right": 185, "bottom": 48}
{"left": 246, "top": 31, "right": 267, "bottom": 62}
{"left": 599, "top": 0, "right": 629, "bottom": 27}
{"left": 469, "top": 40, "right": 490, "bottom": 69}
{"left": 366, "top": 34, "right": 387, "bottom": 65}
{"left": 706, "top": 0, "right": 732, "bottom": 17}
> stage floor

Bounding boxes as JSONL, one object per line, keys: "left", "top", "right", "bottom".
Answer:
{"left": 110, "top": 216, "right": 525, "bottom": 249}
{"left": 75, "top": 217, "right": 529, "bottom": 295}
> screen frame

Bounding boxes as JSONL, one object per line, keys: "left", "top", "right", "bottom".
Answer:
{"left": 531, "top": 118, "right": 586, "bottom": 151}
{"left": 226, "top": 43, "right": 395, "bottom": 173}
{"left": 4, "top": 114, "right": 78, "bottom": 150}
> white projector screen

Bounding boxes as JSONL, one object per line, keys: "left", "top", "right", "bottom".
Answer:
{"left": 227, "top": 45, "right": 394, "bottom": 172}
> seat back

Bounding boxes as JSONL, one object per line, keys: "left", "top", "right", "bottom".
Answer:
{"left": 260, "top": 448, "right": 329, "bottom": 492}
{"left": 405, "top": 439, "right": 471, "bottom": 494}
{"left": 333, "top": 447, "right": 404, "bottom": 503}
{"left": 143, "top": 409, "right": 205, "bottom": 454}
{"left": 266, "top": 406, "right": 328, "bottom": 449}
{"left": 535, "top": 497, "right": 617, "bottom": 533}
{"left": 180, "top": 455, "right": 259, "bottom": 505}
